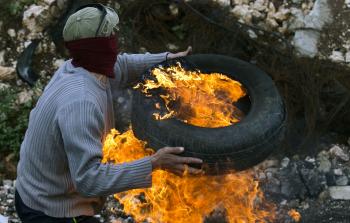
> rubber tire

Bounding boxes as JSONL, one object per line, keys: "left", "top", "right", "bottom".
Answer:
{"left": 131, "top": 54, "right": 286, "bottom": 174}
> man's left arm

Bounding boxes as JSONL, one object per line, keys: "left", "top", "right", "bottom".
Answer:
{"left": 112, "top": 46, "right": 192, "bottom": 88}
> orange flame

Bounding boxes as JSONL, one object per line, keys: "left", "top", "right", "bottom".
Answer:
{"left": 102, "top": 129, "right": 275, "bottom": 223}
{"left": 288, "top": 209, "right": 301, "bottom": 222}
{"left": 134, "top": 63, "right": 247, "bottom": 128}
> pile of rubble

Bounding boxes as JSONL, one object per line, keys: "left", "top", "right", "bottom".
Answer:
{"left": 0, "top": 180, "right": 18, "bottom": 223}
{"left": 1, "top": 139, "right": 350, "bottom": 222}
{"left": 256, "top": 139, "right": 350, "bottom": 222}
{"left": 215, "top": 0, "right": 350, "bottom": 63}
{"left": 22, "top": 0, "right": 69, "bottom": 39}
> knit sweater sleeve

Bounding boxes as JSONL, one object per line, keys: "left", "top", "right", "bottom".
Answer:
{"left": 58, "top": 100, "right": 152, "bottom": 197}
{"left": 112, "top": 52, "right": 168, "bottom": 88}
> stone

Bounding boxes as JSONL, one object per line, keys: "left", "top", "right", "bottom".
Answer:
{"left": 329, "top": 186, "right": 350, "bottom": 200}
{"left": 215, "top": 0, "right": 231, "bottom": 6}
{"left": 293, "top": 30, "right": 319, "bottom": 57}
{"left": 301, "top": 2, "right": 309, "bottom": 12}
{"left": 305, "top": 156, "right": 316, "bottom": 164}
{"left": 49, "top": 5, "right": 61, "bottom": 18}
{"left": 251, "top": 10, "right": 263, "bottom": 20}
{"left": 263, "top": 176, "right": 281, "bottom": 195}
{"left": 298, "top": 161, "right": 327, "bottom": 197}
{"left": 114, "top": 2, "right": 121, "bottom": 10}
{"left": 326, "top": 172, "right": 337, "bottom": 186}
{"left": 266, "top": 171, "right": 273, "bottom": 179}
{"left": 267, "top": 2, "right": 276, "bottom": 14}
{"left": 2, "top": 180, "right": 12, "bottom": 187}
{"left": 292, "top": 0, "right": 333, "bottom": 58}
{"left": 23, "top": 4, "right": 48, "bottom": 38}
{"left": 280, "top": 157, "right": 290, "bottom": 168}
{"left": 329, "top": 145, "right": 349, "bottom": 161}
{"left": 24, "top": 40, "right": 32, "bottom": 48}
{"left": 16, "top": 27, "right": 25, "bottom": 39}
{"left": 125, "top": 216, "right": 134, "bottom": 223}
{"left": 166, "top": 43, "right": 179, "bottom": 51}
{"left": 304, "top": 0, "right": 332, "bottom": 30}
{"left": 7, "top": 29, "right": 16, "bottom": 38}
{"left": 169, "top": 4, "right": 179, "bottom": 16}
{"left": 279, "top": 162, "right": 307, "bottom": 199}
{"left": 56, "top": 0, "right": 68, "bottom": 10}
{"left": 329, "top": 51, "right": 345, "bottom": 63}
{"left": 345, "top": 0, "right": 350, "bottom": 8}
{"left": 231, "top": 5, "right": 252, "bottom": 24}
{"left": 6, "top": 199, "right": 13, "bottom": 205}
{"left": 233, "top": 0, "right": 249, "bottom": 5}
{"left": 251, "top": 0, "right": 266, "bottom": 12}
{"left": 266, "top": 18, "right": 279, "bottom": 29}
{"left": 44, "top": 0, "right": 56, "bottom": 6}
{"left": 318, "top": 190, "right": 330, "bottom": 201}
{"left": 334, "top": 169, "right": 343, "bottom": 176}
{"left": 258, "top": 172, "right": 266, "bottom": 180}
{"left": 17, "top": 90, "right": 34, "bottom": 105}
{"left": 0, "top": 83, "right": 10, "bottom": 90}
{"left": 53, "top": 59, "right": 65, "bottom": 69}
{"left": 0, "top": 66, "right": 15, "bottom": 81}
{"left": 288, "top": 8, "right": 305, "bottom": 30}
{"left": 317, "top": 151, "right": 331, "bottom": 173}
{"left": 345, "top": 52, "right": 350, "bottom": 63}
{"left": 335, "top": 176, "right": 348, "bottom": 186}
{"left": 265, "top": 167, "right": 279, "bottom": 174}
{"left": 273, "top": 7, "right": 290, "bottom": 21}
{"left": 0, "top": 215, "right": 8, "bottom": 223}
{"left": 247, "top": 29, "right": 258, "bottom": 39}
{"left": 0, "top": 50, "right": 5, "bottom": 66}
{"left": 278, "top": 21, "right": 288, "bottom": 33}
{"left": 280, "top": 199, "right": 287, "bottom": 205}
{"left": 257, "top": 159, "right": 279, "bottom": 170}
{"left": 301, "top": 201, "right": 310, "bottom": 210}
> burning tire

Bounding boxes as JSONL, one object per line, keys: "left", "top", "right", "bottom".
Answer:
{"left": 132, "top": 54, "right": 286, "bottom": 173}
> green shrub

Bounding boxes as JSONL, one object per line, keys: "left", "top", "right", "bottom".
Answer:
{"left": 7, "top": 0, "right": 38, "bottom": 17}
{"left": 0, "top": 86, "right": 39, "bottom": 159}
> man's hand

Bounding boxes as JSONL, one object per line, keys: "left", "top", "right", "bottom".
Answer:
{"left": 166, "top": 46, "right": 192, "bottom": 60}
{"left": 151, "top": 146, "right": 203, "bottom": 176}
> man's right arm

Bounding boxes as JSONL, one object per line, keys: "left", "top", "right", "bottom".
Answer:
{"left": 58, "top": 100, "right": 203, "bottom": 197}
{"left": 58, "top": 100, "right": 153, "bottom": 197}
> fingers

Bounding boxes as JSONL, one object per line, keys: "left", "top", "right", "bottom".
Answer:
{"left": 184, "top": 46, "right": 192, "bottom": 55}
{"left": 166, "top": 46, "right": 193, "bottom": 60}
{"left": 155, "top": 147, "right": 204, "bottom": 176}
{"left": 172, "top": 164, "right": 203, "bottom": 176}
{"left": 159, "top": 147, "right": 203, "bottom": 164}
{"left": 161, "top": 146, "right": 184, "bottom": 154}
{"left": 176, "top": 156, "right": 203, "bottom": 164}
{"left": 179, "top": 46, "right": 192, "bottom": 57}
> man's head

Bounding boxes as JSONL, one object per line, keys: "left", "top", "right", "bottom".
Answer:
{"left": 63, "top": 4, "right": 119, "bottom": 78}
{"left": 63, "top": 4, "right": 119, "bottom": 41}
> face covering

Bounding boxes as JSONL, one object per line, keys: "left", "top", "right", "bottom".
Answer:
{"left": 64, "top": 35, "right": 118, "bottom": 78}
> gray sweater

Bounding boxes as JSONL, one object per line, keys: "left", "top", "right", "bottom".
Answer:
{"left": 16, "top": 53, "right": 168, "bottom": 217}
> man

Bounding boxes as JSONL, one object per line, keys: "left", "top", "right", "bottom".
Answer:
{"left": 15, "top": 4, "right": 202, "bottom": 223}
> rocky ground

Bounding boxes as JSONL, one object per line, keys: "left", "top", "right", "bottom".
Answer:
{"left": 2, "top": 138, "right": 350, "bottom": 222}
{"left": 1, "top": 0, "right": 350, "bottom": 222}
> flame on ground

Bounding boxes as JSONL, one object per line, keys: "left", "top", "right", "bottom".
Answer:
{"left": 134, "top": 63, "right": 247, "bottom": 128}
{"left": 102, "top": 129, "right": 276, "bottom": 223}
{"left": 288, "top": 209, "right": 301, "bottom": 222}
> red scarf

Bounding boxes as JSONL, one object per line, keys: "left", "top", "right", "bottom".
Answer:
{"left": 65, "top": 35, "right": 118, "bottom": 78}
